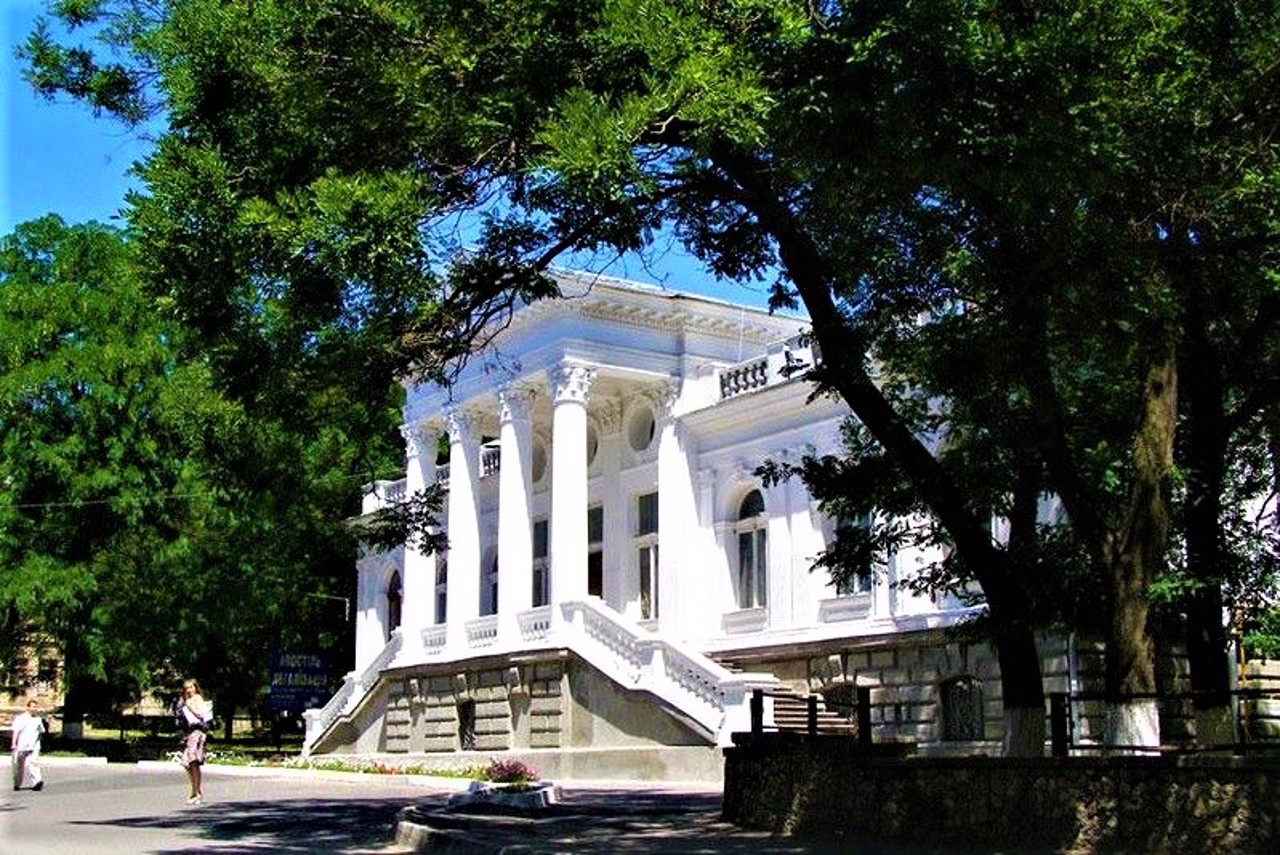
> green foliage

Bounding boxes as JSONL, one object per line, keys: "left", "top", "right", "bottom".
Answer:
{"left": 0, "top": 215, "right": 394, "bottom": 715}
{"left": 20, "top": 0, "right": 1280, "bottom": 714}
{"left": 1243, "top": 608, "right": 1280, "bottom": 662}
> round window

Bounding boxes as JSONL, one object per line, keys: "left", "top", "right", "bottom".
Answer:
{"left": 586, "top": 424, "right": 600, "bottom": 466}
{"left": 627, "top": 405, "right": 656, "bottom": 452}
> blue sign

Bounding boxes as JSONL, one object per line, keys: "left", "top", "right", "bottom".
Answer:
{"left": 268, "top": 651, "right": 332, "bottom": 712}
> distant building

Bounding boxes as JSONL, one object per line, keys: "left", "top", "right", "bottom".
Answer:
{"left": 303, "top": 274, "right": 1083, "bottom": 778}
{"left": 2, "top": 626, "right": 63, "bottom": 727}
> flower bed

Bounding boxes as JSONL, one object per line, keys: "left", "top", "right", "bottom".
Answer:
{"left": 447, "top": 759, "right": 561, "bottom": 810}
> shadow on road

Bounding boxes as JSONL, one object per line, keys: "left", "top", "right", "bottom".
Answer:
{"left": 71, "top": 796, "right": 408, "bottom": 854}
{"left": 68, "top": 785, "right": 1031, "bottom": 854}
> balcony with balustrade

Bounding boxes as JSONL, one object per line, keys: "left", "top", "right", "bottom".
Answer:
{"left": 718, "top": 332, "right": 820, "bottom": 401}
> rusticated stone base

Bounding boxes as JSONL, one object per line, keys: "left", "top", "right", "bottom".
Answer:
{"left": 723, "top": 737, "right": 1280, "bottom": 853}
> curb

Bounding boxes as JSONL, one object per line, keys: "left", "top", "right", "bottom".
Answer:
{"left": 394, "top": 806, "right": 597, "bottom": 854}
{"left": 134, "top": 759, "right": 474, "bottom": 789}
{"left": 15, "top": 755, "right": 110, "bottom": 766}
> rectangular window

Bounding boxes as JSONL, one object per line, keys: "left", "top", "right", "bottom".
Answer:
{"left": 636, "top": 492, "right": 659, "bottom": 619}
{"left": 738, "top": 529, "right": 767, "bottom": 608}
{"left": 587, "top": 506, "right": 604, "bottom": 598}
{"left": 532, "top": 519, "right": 549, "bottom": 607}
{"left": 639, "top": 544, "right": 658, "bottom": 620}
{"left": 435, "top": 559, "right": 448, "bottom": 624}
{"left": 834, "top": 513, "right": 874, "bottom": 596}
{"left": 588, "top": 550, "right": 604, "bottom": 598}
{"left": 637, "top": 491, "right": 658, "bottom": 535}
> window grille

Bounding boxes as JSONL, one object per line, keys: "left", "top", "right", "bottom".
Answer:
{"left": 941, "top": 675, "right": 984, "bottom": 741}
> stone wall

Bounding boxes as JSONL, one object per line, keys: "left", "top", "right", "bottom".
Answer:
{"left": 528, "top": 663, "right": 564, "bottom": 749}
{"left": 723, "top": 738, "right": 1280, "bottom": 853}
{"left": 416, "top": 675, "right": 462, "bottom": 752}
{"left": 731, "top": 631, "right": 1196, "bottom": 753}
{"left": 1242, "top": 659, "right": 1280, "bottom": 742}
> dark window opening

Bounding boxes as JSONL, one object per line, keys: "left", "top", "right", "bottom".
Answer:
{"left": 457, "top": 699, "right": 476, "bottom": 750}
{"left": 941, "top": 675, "right": 984, "bottom": 741}
{"left": 386, "top": 572, "right": 403, "bottom": 639}
{"left": 588, "top": 550, "right": 604, "bottom": 598}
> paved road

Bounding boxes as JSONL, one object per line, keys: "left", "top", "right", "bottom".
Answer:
{"left": 2, "top": 759, "right": 459, "bottom": 854}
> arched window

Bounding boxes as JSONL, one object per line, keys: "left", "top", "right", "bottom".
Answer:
{"left": 940, "top": 675, "right": 985, "bottom": 741}
{"left": 386, "top": 572, "right": 402, "bottom": 640}
{"left": 735, "top": 489, "right": 768, "bottom": 609}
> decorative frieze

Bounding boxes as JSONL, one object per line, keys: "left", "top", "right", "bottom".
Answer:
{"left": 592, "top": 395, "right": 622, "bottom": 434}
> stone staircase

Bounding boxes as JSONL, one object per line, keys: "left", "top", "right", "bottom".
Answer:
{"left": 304, "top": 599, "right": 780, "bottom": 754}
{"left": 769, "top": 691, "right": 860, "bottom": 736}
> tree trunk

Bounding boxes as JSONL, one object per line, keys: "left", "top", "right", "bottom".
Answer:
{"left": 995, "top": 621, "right": 1047, "bottom": 756}
{"left": 1104, "top": 349, "right": 1177, "bottom": 749}
{"left": 711, "top": 146, "right": 1046, "bottom": 755}
{"left": 1181, "top": 291, "right": 1234, "bottom": 745}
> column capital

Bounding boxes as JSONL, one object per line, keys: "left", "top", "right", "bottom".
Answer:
{"left": 634, "top": 378, "right": 681, "bottom": 420}
{"left": 497, "top": 385, "right": 535, "bottom": 424}
{"left": 401, "top": 422, "right": 439, "bottom": 460}
{"left": 550, "top": 361, "right": 596, "bottom": 405}
{"left": 663, "top": 377, "right": 682, "bottom": 413}
{"left": 445, "top": 408, "right": 473, "bottom": 439}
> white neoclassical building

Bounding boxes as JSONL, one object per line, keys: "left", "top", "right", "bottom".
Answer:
{"left": 303, "top": 272, "right": 1045, "bottom": 780}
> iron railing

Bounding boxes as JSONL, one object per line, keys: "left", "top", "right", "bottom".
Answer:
{"left": 1048, "top": 687, "right": 1280, "bottom": 757}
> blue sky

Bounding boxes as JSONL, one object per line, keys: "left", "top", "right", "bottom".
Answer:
{"left": 3, "top": 2, "right": 153, "bottom": 234}
{"left": 3, "top": 2, "right": 776, "bottom": 308}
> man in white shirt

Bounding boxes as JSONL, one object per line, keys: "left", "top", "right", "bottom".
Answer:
{"left": 11, "top": 699, "right": 46, "bottom": 791}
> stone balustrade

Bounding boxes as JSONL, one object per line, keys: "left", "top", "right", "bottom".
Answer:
{"left": 305, "top": 597, "right": 777, "bottom": 752}
{"left": 718, "top": 332, "right": 821, "bottom": 401}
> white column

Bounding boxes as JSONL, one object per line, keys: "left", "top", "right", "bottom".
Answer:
{"left": 656, "top": 379, "right": 696, "bottom": 636}
{"left": 394, "top": 422, "right": 438, "bottom": 664}
{"left": 597, "top": 398, "right": 625, "bottom": 611}
{"left": 768, "top": 447, "right": 798, "bottom": 627}
{"left": 496, "top": 386, "right": 534, "bottom": 643}
{"left": 687, "top": 467, "right": 716, "bottom": 644}
{"left": 445, "top": 408, "right": 481, "bottom": 650}
{"left": 549, "top": 361, "right": 595, "bottom": 618}
{"left": 353, "top": 558, "right": 385, "bottom": 672}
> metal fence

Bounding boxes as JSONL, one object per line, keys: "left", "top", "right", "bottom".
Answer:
{"left": 1048, "top": 687, "right": 1280, "bottom": 757}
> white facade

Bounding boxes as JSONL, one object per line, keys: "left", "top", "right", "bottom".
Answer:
{"left": 305, "top": 274, "right": 985, "bottom": 761}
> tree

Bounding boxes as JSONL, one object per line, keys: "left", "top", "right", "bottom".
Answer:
{"left": 0, "top": 215, "right": 215, "bottom": 713}
{"left": 24, "top": 0, "right": 1280, "bottom": 754}
{"left": 0, "top": 215, "right": 384, "bottom": 725}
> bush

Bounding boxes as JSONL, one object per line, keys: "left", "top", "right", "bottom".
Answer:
{"left": 484, "top": 758, "right": 539, "bottom": 786}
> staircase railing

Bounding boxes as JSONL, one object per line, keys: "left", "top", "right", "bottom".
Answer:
{"left": 302, "top": 630, "right": 402, "bottom": 754}
{"left": 304, "top": 599, "right": 777, "bottom": 751}
{"left": 563, "top": 598, "right": 777, "bottom": 744}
